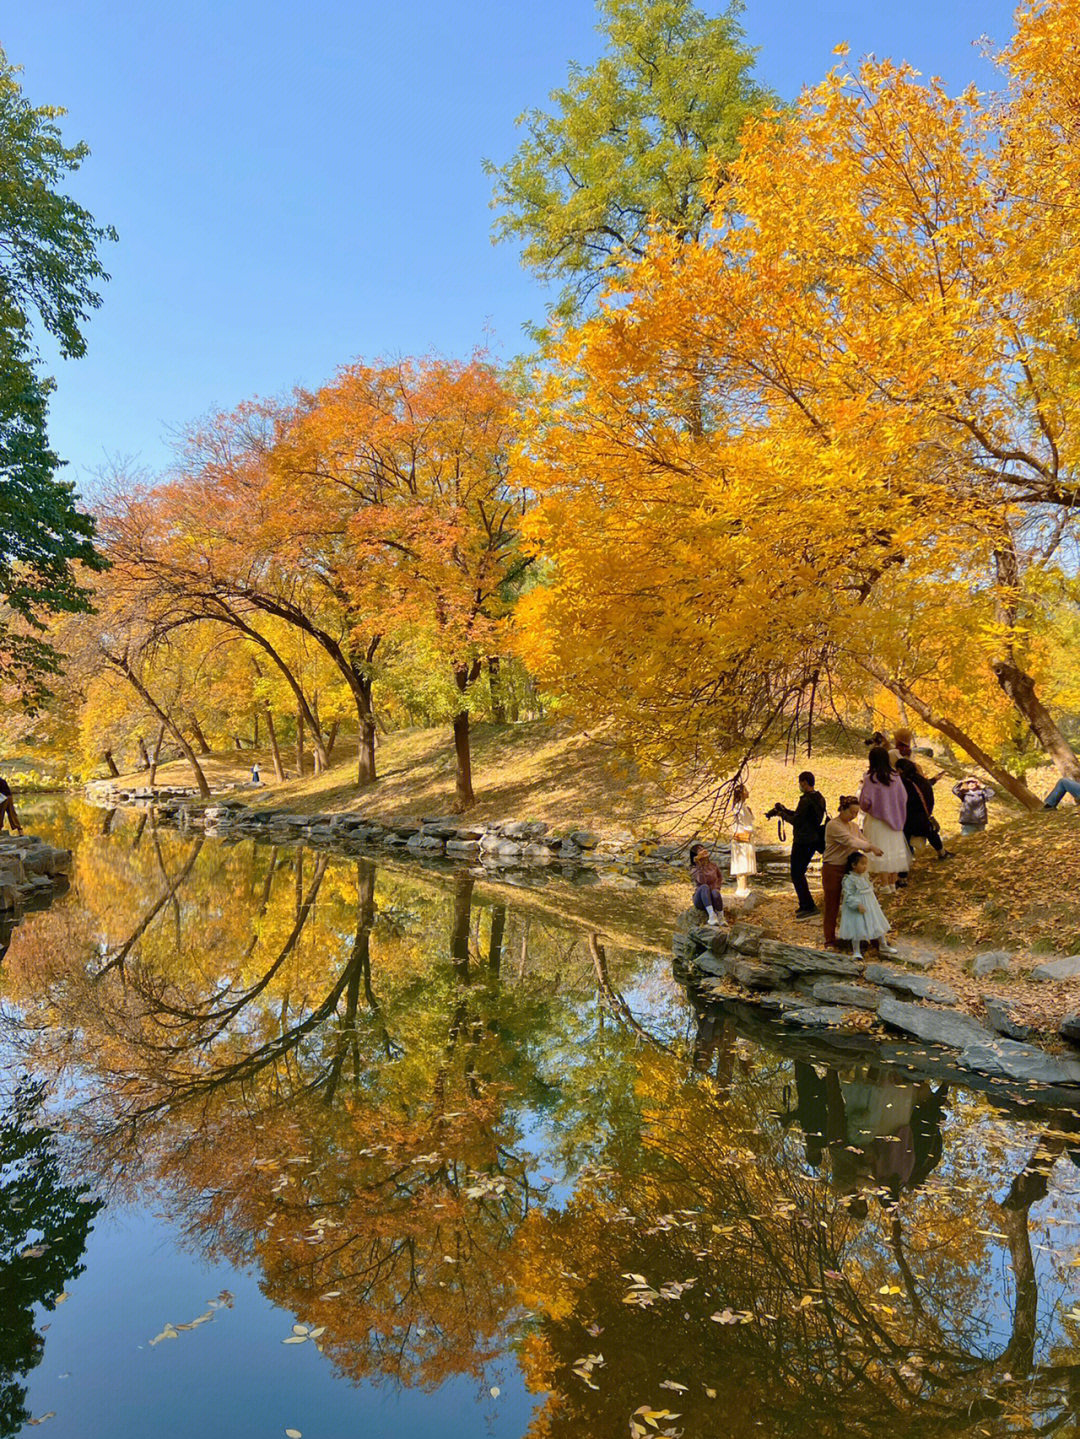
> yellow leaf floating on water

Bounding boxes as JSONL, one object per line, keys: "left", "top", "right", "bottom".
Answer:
{"left": 282, "top": 1336, "right": 307, "bottom": 1345}
{"left": 285, "top": 1430, "right": 302, "bottom": 1438}
{"left": 490, "top": 1387, "right": 500, "bottom": 1399}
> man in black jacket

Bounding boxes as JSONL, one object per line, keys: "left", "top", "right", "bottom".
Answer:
{"left": 768, "top": 771, "right": 826, "bottom": 918}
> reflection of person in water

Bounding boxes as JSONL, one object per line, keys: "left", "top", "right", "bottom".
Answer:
{"left": 790, "top": 1061, "right": 947, "bottom": 1210}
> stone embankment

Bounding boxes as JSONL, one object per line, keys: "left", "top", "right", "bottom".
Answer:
{"left": 675, "top": 920, "right": 1080, "bottom": 1091}
{"left": 0, "top": 833, "right": 73, "bottom": 915}
{"left": 86, "top": 785, "right": 789, "bottom": 887}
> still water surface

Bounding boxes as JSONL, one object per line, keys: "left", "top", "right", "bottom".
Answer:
{"left": 2, "top": 800, "right": 1080, "bottom": 1438}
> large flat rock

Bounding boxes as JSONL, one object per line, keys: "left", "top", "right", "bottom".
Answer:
{"left": 1032, "top": 955, "right": 1080, "bottom": 981}
{"left": 959, "top": 1038, "right": 1080, "bottom": 1086}
{"left": 864, "top": 964, "right": 958, "bottom": 1005}
{"left": 811, "top": 980, "right": 887, "bottom": 1010}
{"left": 877, "top": 996, "right": 992, "bottom": 1049}
{"left": 782, "top": 1005, "right": 860, "bottom": 1029}
{"left": 758, "top": 939, "right": 862, "bottom": 977}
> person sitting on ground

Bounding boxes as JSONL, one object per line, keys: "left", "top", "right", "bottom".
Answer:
{"left": 689, "top": 842, "right": 726, "bottom": 927}
{"left": 896, "top": 757, "right": 952, "bottom": 864}
{"left": 837, "top": 851, "right": 896, "bottom": 960}
{"left": 858, "top": 746, "right": 909, "bottom": 894}
{"left": 953, "top": 776, "right": 994, "bottom": 834}
{"left": 767, "top": 771, "right": 826, "bottom": 919}
{"left": 0, "top": 775, "right": 23, "bottom": 835}
{"left": 1044, "top": 775, "right": 1080, "bottom": 809}
{"left": 729, "top": 783, "right": 757, "bottom": 899}
{"left": 821, "top": 797, "right": 883, "bottom": 949}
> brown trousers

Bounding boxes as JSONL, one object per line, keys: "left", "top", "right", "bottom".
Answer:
{"left": 822, "top": 862, "right": 846, "bottom": 946}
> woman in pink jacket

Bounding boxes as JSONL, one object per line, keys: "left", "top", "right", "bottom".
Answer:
{"left": 858, "top": 746, "right": 908, "bottom": 894}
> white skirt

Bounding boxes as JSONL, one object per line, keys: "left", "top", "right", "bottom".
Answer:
{"left": 863, "top": 815, "right": 909, "bottom": 874}
{"left": 730, "top": 841, "right": 757, "bottom": 877}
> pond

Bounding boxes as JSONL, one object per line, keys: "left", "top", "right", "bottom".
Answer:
{"left": 2, "top": 799, "right": 1080, "bottom": 1438}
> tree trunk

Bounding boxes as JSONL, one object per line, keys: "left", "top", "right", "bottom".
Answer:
{"left": 452, "top": 711, "right": 475, "bottom": 811}
{"left": 325, "top": 720, "right": 339, "bottom": 760}
{"left": 862, "top": 663, "right": 1041, "bottom": 809}
{"left": 358, "top": 707, "right": 376, "bottom": 787}
{"left": 264, "top": 707, "right": 285, "bottom": 782}
{"left": 992, "top": 658, "right": 1080, "bottom": 781}
{"left": 137, "top": 735, "right": 151, "bottom": 770}
{"left": 296, "top": 708, "right": 305, "bottom": 777}
{"left": 232, "top": 734, "right": 243, "bottom": 751}
{"left": 452, "top": 659, "right": 481, "bottom": 810}
{"left": 252, "top": 712, "right": 259, "bottom": 748}
{"left": 106, "top": 651, "right": 211, "bottom": 798}
{"left": 103, "top": 749, "right": 120, "bottom": 778}
{"left": 190, "top": 716, "right": 212, "bottom": 755}
{"left": 991, "top": 538, "right": 1080, "bottom": 780}
{"left": 488, "top": 656, "right": 506, "bottom": 723}
{"left": 450, "top": 873, "right": 474, "bottom": 982}
{"left": 148, "top": 724, "right": 165, "bottom": 788}
{"left": 487, "top": 903, "right": 506, "bottom": 975}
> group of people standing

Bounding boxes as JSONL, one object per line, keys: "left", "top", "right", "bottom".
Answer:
{"left": 689, "top": 727, "right": 1009, "bottom": 959}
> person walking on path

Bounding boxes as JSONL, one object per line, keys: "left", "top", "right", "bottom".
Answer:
{"left": 729, "top": 784, "right": 757, "bottom": 898}
{"left": 837, "top": 852, "right": 896, "bottom": 959}
{"left": 859, "top": 746, "right": 908, "bottom": 893}
{"left": 953, "top": 776, "right": 994, "bottom": 834}
{"left": 821, "top": 797, "right": 883, "bottom": 949}
{"left": 896, "top": 758, "right": 951, "bottom": 864}
{"left": 1044, "top": 776, "right": 1080, "bottom": 809}
{"left": 768, "top": 771, "right": 826, "bottom": 919}
{"left": 689, "top": 842, "right": 726, "bottom": 927}
{"left": 0, "top": 775, "right": 23, "bottom": 834}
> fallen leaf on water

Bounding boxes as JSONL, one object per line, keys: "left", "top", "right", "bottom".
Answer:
{"left": 285, "top": 1429, "right": 302, "bottom": 1437}
{"left": 307, "top": 1326, "right": 326, "bottom": 1340}
{"left": 490, "top": 1387, "right": 500, "bottom": 1398}
{"left": 292, "top": 1324, "right": 308, "bottom": 1336}
{"left": 659, "top": 1380, "right": 688, "bottom": 1392}
{"left": 282, "top": 1336, "right": 307, "bottom": 1345}
{"left": 149, "top": 1324, "right": 179, "bottom": 1346}
{"left": 26, "top": 1414, "right": 56, "bottom": 1426}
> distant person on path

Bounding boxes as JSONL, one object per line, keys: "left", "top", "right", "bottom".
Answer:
{"left": 1044, "top": 776, "right": 1080, "bottom": 809}
{"left": 689, "top": 842, "right": 725, "bottom": 927}
{"left": 250, "top": 762, "right": 261, "bottom": 786}
{"left": 767, "top": 771, "right": 826, "bottom": 919}
{"left": 821, "top": 797, "right": 883, "bottom": 949}
{"left": 0, "top": 776, "right": 23, "bottom": 834}
{"left": 729, "top": 784, "right": 757, "bottom": 898}
{"left": 859, "top": 745, "right": 908, "bottom": 893}
{"left": 953, "top": 776, "right": 994, "bottom": 834}
{"left": 896, "top": 757, "right": 951, "bottom": 864}
{"left": 837, "top": 852, "right": 895, "bottom": 959}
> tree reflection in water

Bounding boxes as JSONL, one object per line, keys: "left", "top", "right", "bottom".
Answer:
{"left": 0, "top": 1080, "right": 101, "bottom": 1437}
{"left": 2, "top": 804, "right": 1080, "bottom": 1436}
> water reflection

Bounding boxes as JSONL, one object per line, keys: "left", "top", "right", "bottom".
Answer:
{"left": 1, "top": 804, "right": 1080, "bottom": 1436}
{"left": 0, "top": 1080, "right": 101, "bottom": 1437}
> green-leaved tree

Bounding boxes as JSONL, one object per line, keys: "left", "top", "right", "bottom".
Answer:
{"left": 486, "top": 0, "right": 778, "bottom": 321}
{"left": 0, "top": 48, "right": 114, "bottom": 701}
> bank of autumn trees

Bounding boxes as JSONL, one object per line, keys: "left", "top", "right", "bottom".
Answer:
{"left": 54, "top": 0, "right": 1080, "bottom": 808}
{"left": 74, "top": 355, "right": 528, "bottom": 807}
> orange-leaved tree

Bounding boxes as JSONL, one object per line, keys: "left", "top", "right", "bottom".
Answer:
{"left": 272, "top": 355, "right": 527, "bottom": 808}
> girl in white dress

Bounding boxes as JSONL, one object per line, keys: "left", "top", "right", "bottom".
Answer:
{"left": 837, "top": 852, "right": 894, "bottom": 958}
{"left": 729, "top": 783, "right": 757, "bottom": 896}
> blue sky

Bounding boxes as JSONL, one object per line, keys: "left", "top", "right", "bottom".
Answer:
{"left": 5, "top": 0, "right": 1019, "bottom": 496}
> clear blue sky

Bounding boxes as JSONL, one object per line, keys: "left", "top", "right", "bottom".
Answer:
{"left": 5, "top": 0, "right": 1019, "bottom": 496}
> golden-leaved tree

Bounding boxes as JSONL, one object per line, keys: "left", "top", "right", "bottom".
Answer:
{"left": 518, "top": 0, "right": 1080, "bottom": 801}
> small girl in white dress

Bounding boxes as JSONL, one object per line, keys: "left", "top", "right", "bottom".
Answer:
{"left": 729, "top": 783, "right": 757, "bottom": 897}
{"left": 837, "top": 852, "right": 893, "bottom": 958}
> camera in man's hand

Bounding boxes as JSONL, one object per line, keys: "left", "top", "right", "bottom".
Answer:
{"left": 765, "top": 803, "right": 782, "bottom": 821}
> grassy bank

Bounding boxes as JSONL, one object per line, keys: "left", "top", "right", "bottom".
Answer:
{"left": 95, "top": 715, "right": 1055, "bottom": 837}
